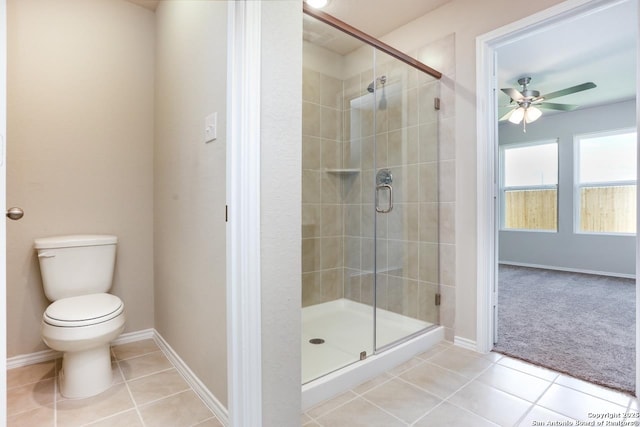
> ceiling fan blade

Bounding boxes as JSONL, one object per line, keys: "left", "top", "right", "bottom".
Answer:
{"left": 538, "top": 102, "right": 579, "bottom": 111}
{"left": 499, "top": 108, "right": 516, "bottom": 121}
{"left": 541, "top": 82, "right": 596, "bottom": 100}
{"left": 501, "top": 88, "right": 524, "bottom": 101}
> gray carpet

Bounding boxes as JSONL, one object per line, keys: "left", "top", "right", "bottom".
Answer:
{"left": 493, "top": 264, "right": 636, "bottom": 394}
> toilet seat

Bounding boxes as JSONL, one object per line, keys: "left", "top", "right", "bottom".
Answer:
{"left": 44, "top": 293, "right": 124, "bottom": 327}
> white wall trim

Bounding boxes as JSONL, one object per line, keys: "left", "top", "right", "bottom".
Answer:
{"left": 499, "top": 261, "right": 636, "bottom": 279}
{"left": 154, "top": 331, "right": 229, "bottom": 426}
{"left": 476, "top": 0, "right": 638, "bottom": 389}
{"left": 454, "top": 336, "right": 477, "bottom": 352}
{"left": 0, "top": 0, "right": 7, "bottom": 419}
{"left": 7, "top": 348, "right": 60, "bottom": 370}
{"left": 226, "top": 1, "right": 263, "bottom": 426}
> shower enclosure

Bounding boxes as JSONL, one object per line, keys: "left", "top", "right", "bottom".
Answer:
{"left": 302, "top": 8, "right": 442, "bottom": 384}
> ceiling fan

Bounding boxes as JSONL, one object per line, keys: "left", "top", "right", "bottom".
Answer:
{"left": 500, "top": 77, "right": 597, "bottom": 131}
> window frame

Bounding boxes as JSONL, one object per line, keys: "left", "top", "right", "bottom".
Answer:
{"left": 573, "top": 127, "right": 637, "bottom": 236}
{"left": 499, "top": 139, "right": 559, "bottom": 232}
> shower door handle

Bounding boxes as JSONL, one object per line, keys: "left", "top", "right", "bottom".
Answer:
{"left": 375, "top": 184, "right": 393, "bottom": 213}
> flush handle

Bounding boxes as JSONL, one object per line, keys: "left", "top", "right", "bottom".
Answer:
{"left": 37, "top": 252, "right": 55, "bottom": 258}
{"left": 6, "top": 207, "right": 24, "bottom": 220}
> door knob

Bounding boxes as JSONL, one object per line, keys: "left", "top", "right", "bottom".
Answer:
{"left": 6, "top": 207, "right": 24, "bottom": 220}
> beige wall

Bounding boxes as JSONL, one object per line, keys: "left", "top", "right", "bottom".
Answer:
{"left": 6, "top": 0, "right": 155, "bottom": 357}
{"left": 154, "top": 0, "right": 228, "bottom": 406}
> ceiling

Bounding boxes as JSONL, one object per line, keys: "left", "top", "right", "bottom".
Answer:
{"left": 133, "top": 0, "right": 636, "bottom": 113}
{"left": 308, "top": 0, "right": 636, "bottom": 114}
{"left": 496, "top": 0, "right": 637, "bottom": 115}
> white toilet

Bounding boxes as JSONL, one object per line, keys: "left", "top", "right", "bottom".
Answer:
{"left": 34, "top": 234, "right": 126, "bottom": 399}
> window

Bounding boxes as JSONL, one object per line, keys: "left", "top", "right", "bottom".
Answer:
{"left": 576, "top": 130, "right": 637, "bottom": 234}
{"left": 500, "top": 141, "right": 558, "bottom": 231}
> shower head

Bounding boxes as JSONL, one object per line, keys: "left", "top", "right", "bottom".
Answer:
{"left": 367, "top": 75, "right": 387, "bottom": 93}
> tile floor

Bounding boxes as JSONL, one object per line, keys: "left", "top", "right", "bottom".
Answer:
{"left": 6, "top": 339, "right": 223, "bottom": 427}
{"left": 303, "top": 341, "right": 639, "bottom": 427}
{"left": 8, "top": 339, "right": 639, "bottom": 427}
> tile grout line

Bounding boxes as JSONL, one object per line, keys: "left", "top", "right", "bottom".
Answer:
{"left": 114, "top": 349, "right": 148, "bottom": 427}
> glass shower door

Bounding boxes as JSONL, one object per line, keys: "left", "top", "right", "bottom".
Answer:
{"left": 301, "top": 13, "right": 377, "bottom": 383}
{"left": 372, "top": 50, "right": 440, "bottom": 352}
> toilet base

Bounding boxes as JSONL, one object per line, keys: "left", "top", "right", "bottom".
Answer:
{"left": 59, "top": 344, "right": 113, "bottom": 399}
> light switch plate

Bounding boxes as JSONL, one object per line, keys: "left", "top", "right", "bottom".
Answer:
{"left": 205, "top": 112, "right": 217, "bottom": 143}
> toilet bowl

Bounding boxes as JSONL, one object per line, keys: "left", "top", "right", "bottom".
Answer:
{"left": 41, "top": 293, "right": 125, "bottom": 398}
{"left": 35, "top": 235, "right": 125, "bottom": 399}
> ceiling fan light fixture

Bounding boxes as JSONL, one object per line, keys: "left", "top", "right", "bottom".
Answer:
{"left": 508, "top": 107, "right": 525, "bottom": 124}
{"left": 524, "top": 106, "right": 542, "bottom": 123}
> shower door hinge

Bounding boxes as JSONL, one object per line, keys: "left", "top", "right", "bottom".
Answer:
{"left": 435, "top": 293, "right": 441, "bottom": 306}
{"left": 434, "top": 97, "right": 441, "bottom": 110}
{"left": 360, "top": 351, "right": 367, "bottom": 361}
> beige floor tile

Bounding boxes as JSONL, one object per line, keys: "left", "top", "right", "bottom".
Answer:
{"left": 118, "top": 351, "right": 172, "bottom": 380}
{"left": 7, "top": 405, "right": 55, "bottom": 427}
{"left": 352, "top": 372, "right": 393, "bottom": 395}
{"left": 112, "top": 339, "right": 160, "bottom": 360}
{"left": 555, "top": 374, "right": 634, "bottom": 407}
{"left": 413, "top": 401, "right": 499, "bottom": 427}
{"left": 537, "top": 384, "right": 627, "bottom": 421}
{"left": 193, "top": 417, "right": 224, "bottom": 427}
{"left": 138, "top": 390, "right": 214, "bottom": 427}
{"left": 448, "top": 380, "right": 532, "bottom": 426}
{"left": 301, "top": 413, "right": 313, "bottom": 424}
{"left": 518, "top": 405, "right": 574, "bottom": 427}
{"left": 497, "top": 357, "right": 559, "bottom": 381}
{"left": 477, "top": 363, "right": 551, "bottom": 402}
{"left": 127, "top": 368, "right": 189, "bottom": 406}
{"left": 56, "top": 383, "right": 134, "bottom": 426}
{"left": 482, "top": 351, "right": 503, "bottom": 362}
{"left": 362, "top": 378, "right": 441, "bottom": 423}
{"left": 7, "top": 378, "right": 55, "bottom": 417}
{"left": 315, "top": 397, "right": 405, "bottom": 427}
{"left": 387, "top": 356, "right": 425, "bottom": 376}
{"left": 399, "top": 361, "right": 469, "bottom": 399}
{"left": 428, "top": 347, "right": 493, "bottom": 378}
{"left": 306, "top": 391, "right": 358, "bottom": 418}
{"left": 7, "top": 361, "right": 57, "bottom": 389}
{"left": 83, "top": 409, "right": 144, "bottom": 427}
{"left": 415, "top": 344, "right": 450, "bottom": 361}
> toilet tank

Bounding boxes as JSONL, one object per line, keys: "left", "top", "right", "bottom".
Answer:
{"left": 34, "top": 235, "right": 118, "bottom": 301}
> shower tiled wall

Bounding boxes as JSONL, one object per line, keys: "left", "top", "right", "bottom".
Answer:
{"left": 302, "top": 68, "right": 346, "bottom": 306}
{"left": 302, "top": 34, "right": 456, "bottom": 341}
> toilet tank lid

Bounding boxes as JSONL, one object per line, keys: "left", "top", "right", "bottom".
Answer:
{"left": 34, "top": 235, "right": 118, "bottom": 250}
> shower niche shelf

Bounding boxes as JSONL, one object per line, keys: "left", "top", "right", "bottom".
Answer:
{"left": 324, "top": 168, "right": 360, "bottom": 175}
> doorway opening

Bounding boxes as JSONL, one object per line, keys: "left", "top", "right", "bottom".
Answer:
{"left": 477, "top": 0, "right": 638, "bottom": 394}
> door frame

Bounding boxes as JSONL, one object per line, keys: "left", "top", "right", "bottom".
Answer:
{"left": 475, "top": 0, "right": 639, "bottom": 391}
{"left": 0, "top": 0, "right": 6, "bottom": 419}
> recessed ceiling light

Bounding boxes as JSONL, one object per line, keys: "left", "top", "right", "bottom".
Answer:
{"left": 305, "top": 0, "right": 330, "bottom": 9}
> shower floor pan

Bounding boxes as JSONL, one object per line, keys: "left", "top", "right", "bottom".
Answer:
{"left": 302, "top": 298, "right": 431, "bottom": 383}
{"left": 302, "top": 298, "right": 443, "bottom": 409}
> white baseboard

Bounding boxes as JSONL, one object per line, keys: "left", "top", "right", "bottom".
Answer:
{"left": 7, "top": 328, "right": 229, "bottom": 426}
{"left": 153, "top": 331, "right": 229, "bottom": 426}
{"left": 113, "top": 328, "right": 155, "bottom": 346}
{"left": 454, "top": 336, "right": 478, "bottom": 352}
{"left": 7, "top": 348, "right": 60, "bottom": 370}
{"left": 499, "top": 261, "right": 635, "bottom": 279}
